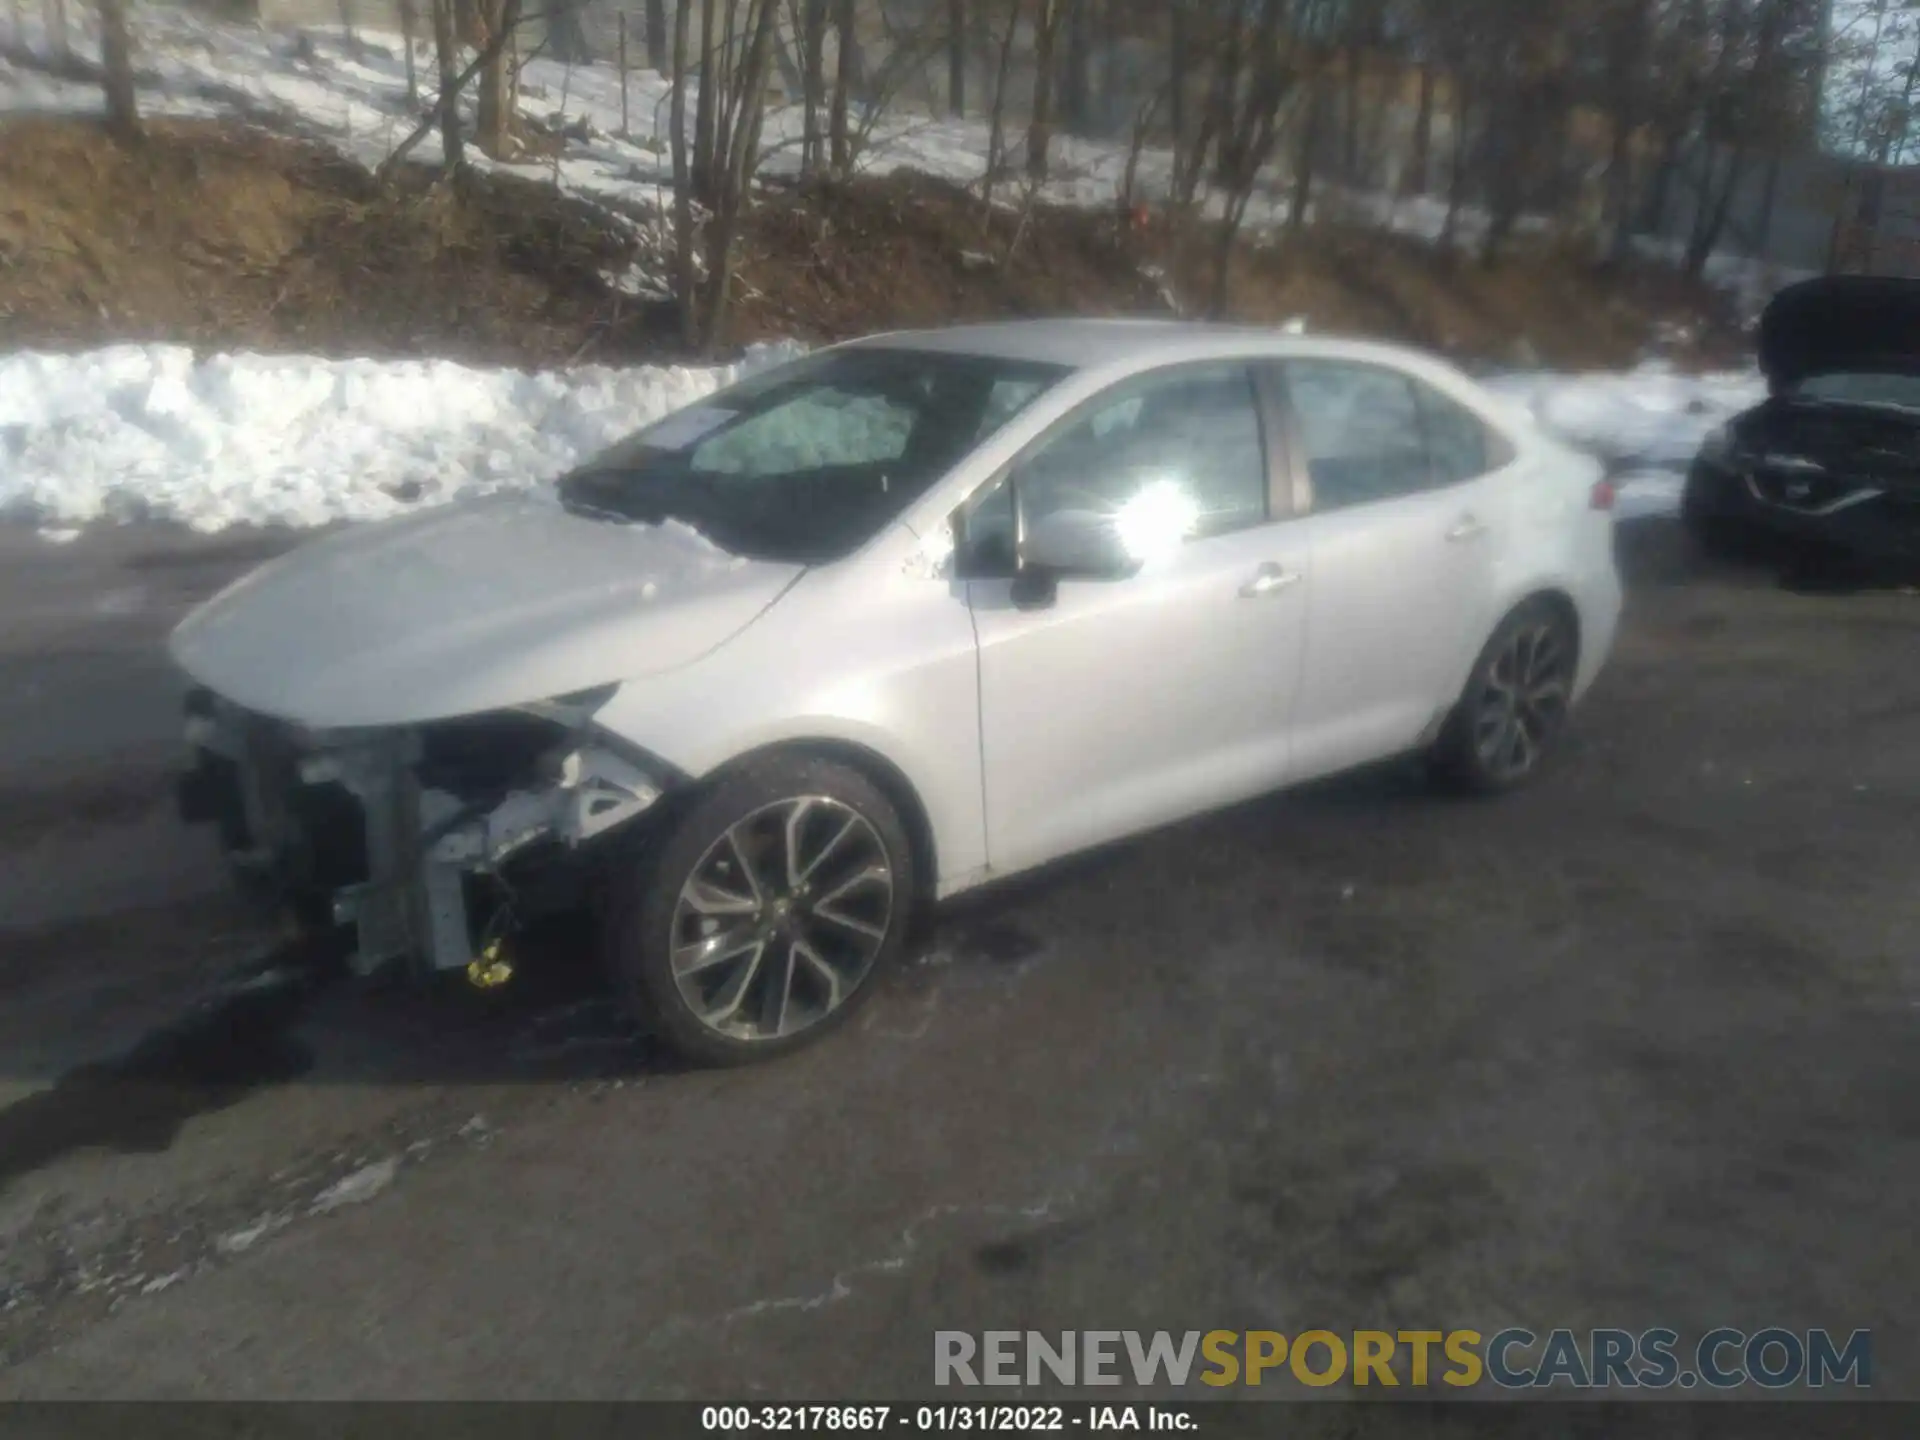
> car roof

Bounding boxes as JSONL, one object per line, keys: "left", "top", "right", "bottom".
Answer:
{"left": 840, "top": 318, "right": 1436, "bottom": 374}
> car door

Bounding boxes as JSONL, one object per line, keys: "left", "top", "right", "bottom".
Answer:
{"left": 1273, "top": 359, "right": 1509, "bottom": 781}
{"left": 959, "top": 360, "right": 1312, "bottom": 877}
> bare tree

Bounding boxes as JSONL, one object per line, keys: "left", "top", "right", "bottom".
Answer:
{"left": 432, "top": 0, "right": 464, "bottom": 170}
{"left": 647, "top": 0, "right": 669, "bottom": 70}
{"left": 698, "top": 0, "right": 780, "bottom": 348}
{"left": 982, "top": 0, "right": 1024, "bottom": 212}
{"left": 1206, "top": 0, "right": 1300, "bottom": 312}
{"left": 693, "top": 0, "right": 718, "bottom": 194}
{"left": 43, "top": 0, "right": 70, "bottom": 64}
{"left": 473, "top": 0, "right": 524, "bottom": 159}
{"left": 1598, "top": 0, "right": 1653, "bottom": 265}
{"left": 97, "top": 0, "right": 139, "bottom": 143}
{"left": 670, "top": 0, "right": 699, "bottom": 346}
{"left": 830, "top": 0, "right": 857, "bottom": 173}
{"left": 1026, "top": 0, "right": 1063, "bottom": 179}
{"left": 795, "top": 0, "right": 829, "bottom": 173}
{"left": 1405, "top": 49, "right": 1435, "bottom": 197}
{"left": 948, "top": 0, "right": 967, "bottom": 115}
{"left": 339, "top": 0, "right": 364, "bottom": 61}
{"left": 398, "top": 0, "right": 421, "bottom": 108}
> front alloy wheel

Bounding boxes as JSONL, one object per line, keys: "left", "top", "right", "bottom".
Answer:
{"left": 609, "top": 754, "right": 916, "bottom": 1065}
{"left": 669, "top": 798, "right": 894, "bottom": 1043}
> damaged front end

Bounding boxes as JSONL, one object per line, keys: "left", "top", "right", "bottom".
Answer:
{"left": 175, "top": 686, "right": 667, "bottom": 978}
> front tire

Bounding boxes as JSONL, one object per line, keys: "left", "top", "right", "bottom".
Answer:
{"left": 605, "top": 752, "right": 916, "bottom": 1066}
{"left": 1431, "top": 600, "right": 1579, "bottom": 795}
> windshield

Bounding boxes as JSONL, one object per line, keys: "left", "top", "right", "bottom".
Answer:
{"left": 1792, "top": 372, "right": 1920, "bottom": 414}
{"left": 558, "top": 348, "right": 1068, "bottom": 562}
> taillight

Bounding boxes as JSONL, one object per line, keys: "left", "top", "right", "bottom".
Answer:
{"left": 1589, "top": 479, "right": 1617, "bottom": 512}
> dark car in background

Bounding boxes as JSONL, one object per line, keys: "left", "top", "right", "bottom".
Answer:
{"left": 1682, "top": 275, "right": 1920, "bottom": 567}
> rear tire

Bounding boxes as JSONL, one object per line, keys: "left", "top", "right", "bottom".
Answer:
{"left": 1431, "top": 600, "right": 1580, "bottom": 795}
{"left": 604, "top": 752, "right": 916, "bottom": 1067}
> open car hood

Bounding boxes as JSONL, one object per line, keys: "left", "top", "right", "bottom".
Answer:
{"left": 170, "top": 492, "right": 802, "bottom": 728}
{"left": 1758, "top": 276, "right": 1920, "bottom": 393}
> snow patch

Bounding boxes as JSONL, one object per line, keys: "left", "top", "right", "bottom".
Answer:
{"left": 309, "top": 1157, "right": 399, "bottom": 1214}
{"left": 0, "top": 343, "right": 800, "bottom": 532}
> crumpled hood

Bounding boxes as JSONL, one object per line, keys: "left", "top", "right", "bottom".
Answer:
{"left": 1759, "top": 276, "right": 1920, "bottom": 392}
{"left": 170, "top": 492, "right": 803, "bottom": 727}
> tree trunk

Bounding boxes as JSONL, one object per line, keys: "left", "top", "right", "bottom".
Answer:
{"left": 338, "top": 0, "right": 364, "bottom": 60}
{"left": 948, "top": 0, "right": 966, "bottom": 115}
{"left": 647, "top": 0, "right": 669, "bottom": 70}
{"left": 1604, "top": 105, "right": 1636, "bottom": 266}
{"left": 98, "top": 0, "right": 140, "bottom": 143}
{"left": 1169, "top": 4, "right": 1187, "bottom": 173}
{"left": 399, "top": 0, "right": 421, "bottom": 107}
{"left": 829, "top": 0, "right": 856, "bottom": 174}
{"left": 1063, "top": 0, "right": 1089, "bottom": 132}
{"left": 701, "top": 0, "right": 779, "bottom": 352}
{"left": 475, "top": 0, "right": 520, "bottom": 159}
{"left": 693, "top": 0, "right": 718, "bottom": 195}
{"left": 1027, "top": 0, "right": 1059, "bottom": 180}
{"left": 546, "top": 0, "right": 593, "bottom": 64}
{"left": 1753, "top": 148, "right": 1783, "bottom": 258}
{"left": 983, "top": 0, "right": 1022, "bottom": 212}
{"left": 712, "top": 0, "right": 740, "bottom": 198}
{"left": 1442, "top": 87, "right": 1470, "bottom": 252}
{"left": 1641, "top": 122, "right": 1681, "bottom": 236}
{"left": 1290, "top": 78, "right": 1322, "bottom": 231}
{"left": 429, "top": 0, "right": 464, "bottom": 171}
{"left": 42, "top": 0, "right": 70, "bottom": 63}
{"left": 800, "top": 0, "right": 827, "bottom": 173}
{"left": 1684, "top": 145, "right": 1748, "bottom": 278}
{"left": 1343, "top": 36, "right": 1363, "bottom": 182}
{"left": 670, "top": 0, "right": 698, "bottom": 349}
{"left": 1405, "top": 61, "right": 1434, "bottom": 196}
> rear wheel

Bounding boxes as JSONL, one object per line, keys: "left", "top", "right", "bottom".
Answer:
{"left": 605, "top": 753, "right": 916, "bottom": 1066}
{"left": 1432, "top": 600, "right": 1579, "bottom": 795}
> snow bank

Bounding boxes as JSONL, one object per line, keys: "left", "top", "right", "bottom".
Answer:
{"left": 1487, "top": 365, "right": 1765, "bottom": 468}
{"left": 1, "top": 346, "right": 1756, "bottom": 533}
{"left": 0, "top": 343, "right": 798, "bottom": 531}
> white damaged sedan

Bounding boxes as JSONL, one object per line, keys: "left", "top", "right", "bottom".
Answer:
{"left": 173, "top": 320, "right": 1622, "bottom": 1064}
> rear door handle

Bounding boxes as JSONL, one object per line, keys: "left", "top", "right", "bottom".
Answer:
{"left": 1240, "top": 563, "right": 1301, "bottom": 598}
{"left": 1446, "top": 515, "right": 1489, "bottom": 543}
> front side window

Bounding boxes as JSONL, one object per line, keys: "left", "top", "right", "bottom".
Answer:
{"left": 959, "top": 362, "right": 1270, "bottom": 576}
{"left": 559, "top": 349, "right": 1066, "bottom": 563}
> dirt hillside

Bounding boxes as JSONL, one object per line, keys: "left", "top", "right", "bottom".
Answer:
{"left": 0, "top": 115, "right": 1748, "bottom": 370}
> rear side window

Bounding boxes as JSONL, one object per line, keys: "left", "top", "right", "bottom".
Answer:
{"left": 1281, "top": 361, "right": 1511, "bottom": 511}
{"left": 1281, "top": 361, "right": 1432, "bottom": 510}
{"left": 1417, "top": 383, "right": 1513, "bottom": 485}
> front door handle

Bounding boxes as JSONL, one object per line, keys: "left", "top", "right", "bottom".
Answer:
{"left": 1446, "top": 515, "right": 1489, "bottom": 543}
{"left": 1240, "top": 563, "right": 1301, "bottom": 598}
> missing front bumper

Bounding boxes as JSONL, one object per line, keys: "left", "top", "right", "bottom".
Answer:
{"left": 181, "top": 698, "right": 664, "bottom": 978}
